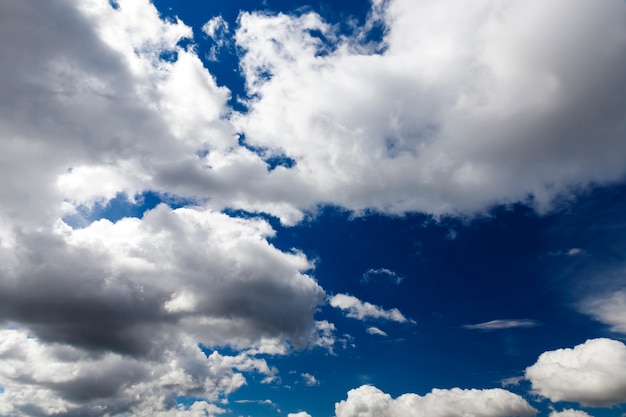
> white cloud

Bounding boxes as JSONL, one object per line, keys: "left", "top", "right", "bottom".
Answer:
{"left": 366, "top": 327, "right": 388, "bottom": 337}
{"left": 549, "top": 409, "right": 593, "bottom": 417}
{"left": 582, "top": 289, "right": 626, "bottom": 333}
{"left": 234, "top": 0, "right": 626, "bottom": 218}
{"left": 334, "top": 385, "right": 536, "bottom": 417}
{"left": 288, "top": 412, "right": 313, "bottom": 417}
{"left": 525, "top": 338, "right": 626, "bottom": 407}
{"left": 463, "top": 319, "right": 541, "bottom": 331}
{"left": 329, "top": 294, "right": 410, "bottom": 323}
{"left": 301, "top": 373, "right": 320, "bottom": 386}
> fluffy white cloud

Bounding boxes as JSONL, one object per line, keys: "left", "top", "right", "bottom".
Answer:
{"left": 525, "top": 338, "right": 626, "bottom": 406}
{"left": 549, "top": 409, "right": 593, "bottom": 417}
{"left": 334, "top": 385, "right": 536, "bottom": 417}
{"left": 582, "top": 290, "right": 626, "bottom": 333}
{"left": 288, "top": 412, "right": 313, "bottom": 417}
{"left": 235, "top": 0, "right": 626, "bottom": 217}
{"left": 463, "top": 319, "right": 540, "bottom": 330}
{"left": 329, "top": 294, "right": 409, "bottom": 323}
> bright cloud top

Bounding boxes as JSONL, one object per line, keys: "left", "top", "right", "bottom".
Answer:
{"left": 235, "top": 0, "right": 626, "bottom": 217}
{"left": 549, "top": 410, "right": 593, "bottom": 417}
{"left": 329, "top": 294, "right": 410, "bottom": 323}
{"left": 334, "top": 385, "right": 537, "bottom": 417}
{"left": 525, "top": 338, "right": 626, "bottom": 407}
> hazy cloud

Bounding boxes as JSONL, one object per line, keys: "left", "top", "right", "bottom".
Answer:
{"left": 583, "top": 289, "right": 626, "bottom": 334}
{"left": 362, "top": 268, "right": 404, "bottom": 285}
{"left": 463, "top": 319, "right": 541, "bottom": 331}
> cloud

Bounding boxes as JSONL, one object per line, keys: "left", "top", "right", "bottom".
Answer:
{"left": 525, "top": 338, "right": 626, "bottom": 407}
{"left": 234, "top": 0, "right": 626, "bottom": 218}
{"left": 202, "top": 16, "right": 232, "bottom": 62}
{"left": 366, "top": 327, "right": 388, "bottom": 337}
{"left": 288, "top": 413, "right": 313, "bottom": 417}
{"left": 549, "top": 410, "right": 593, "bottom": 417}
{"left": 362, "top": 268, "right": 404, "bottom": 285}
{"left": 582, "top": 289, "right": 626, "bottom": 333}
{"left": 567, "top": 248, "right": 584, "bottom": 256}
{"left": 463, "top": 319, "right": 541, "bottom": 331}
{"left": 334, "top": 385, "right": 536, "bottom": 417}
{"left": 0, "top": 327, "right": 272, "bottom": 417}
{"left": 301, "top": 373, "right": 320, "bottom": 386}
{"left": 329, "top": 294, "right": 410, "bottom": 323}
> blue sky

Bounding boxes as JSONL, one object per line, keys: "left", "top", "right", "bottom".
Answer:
{"left": 1, "top": 1, "right": 626, "bottom": 417}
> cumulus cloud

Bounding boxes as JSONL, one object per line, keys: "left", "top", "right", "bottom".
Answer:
{"left": 525, "top": 338, "right": 626, "bottom": 406}
{"left": 288, "top": 412, "right": 313, "bottom": 417}
{"left": 334, "top": 385, "right": 536, "bottom": 417}
{"left": 549, "top": 409, "right": 593, "bottom": 417}
{"left": 235, "top": 0, "right": 626, "bottom": 217}
{"left": 463, "top": 319, "right": 541, "bottom": 331}
{"left": 582, "top": 289, "right": 626, "bottom": 333}
{"left": 329, "top": 294, "right": 410, "bottom": 323}
{"left": 367, "top": 327, "right": 388, "bottom": 337}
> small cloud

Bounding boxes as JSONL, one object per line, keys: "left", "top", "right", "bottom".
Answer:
{"left": 329, "top": 293, "right": 412, "bottom": 323}
{"left": 362, "top": 268, "right": 403, "bottom": 285}
{"left": 463, "top": 319, "right": 541, "bottom": 331}
{"left": 201, "top": 16, "right": 231, "bottom": 61}
{"left": 567, "top": 248, "right": 584, "bottom": 256}
{"left": 501, "top": 376, "right": 524, "bottom": 387}
{"left": 301, "top": 373, "right": 319, "bottom": 386}
{"left": 366, "top": 326, "right": 388, "bottom": 337}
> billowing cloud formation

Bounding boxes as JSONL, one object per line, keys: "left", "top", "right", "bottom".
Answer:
{"left": 525, "top": 338, "right": 626, "bottom": 406}
{"left": 583, "top": 289, "right": 626, "bottom": 333}
{"left": 367, "top": 327, "right": 388, "bottom": 337}
{"left": 334, "top": 385, "right": 536, "bottom": 417}
{"left": 549, "top": 409, "right": 593, "bottom": 417}
{"left": 235, "top": 0, "right": 626, "bottom": 217}
{"left": 0, "top": 328, "right": 273, "bottom": 417}
{"left": 463, "top": 319, "right": 540, "bottom": 331}
{"left": 329, "top": 294, "right": 409, "bottom": 322}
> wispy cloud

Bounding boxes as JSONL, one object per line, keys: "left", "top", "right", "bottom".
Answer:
{"left": 362, "top": 268, "right": 404, "bottom": 285}
{"left": 329, "top": 294, "right": 412, "bottom": 323}
{"left": 463, "top": 319, "right": 541, "bottom": 331}
{"left": 366, "top": 327, "right": 388, "bottom": 337}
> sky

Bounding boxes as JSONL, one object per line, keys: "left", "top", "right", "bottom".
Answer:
{"left": 1, "top": 0, "right": 626, "bottom": 416}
